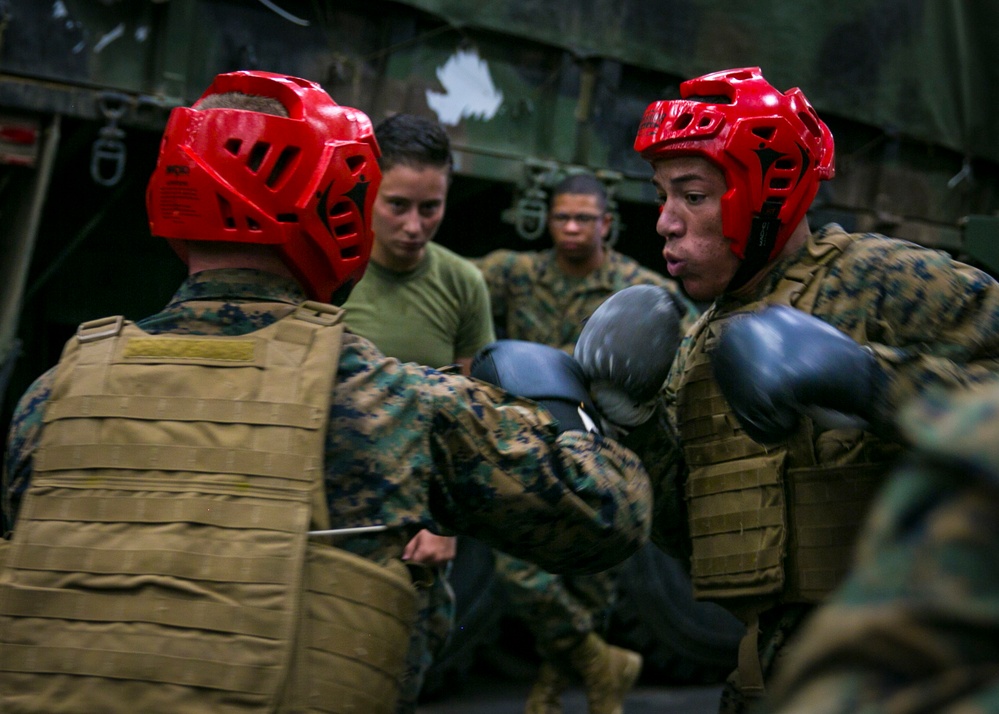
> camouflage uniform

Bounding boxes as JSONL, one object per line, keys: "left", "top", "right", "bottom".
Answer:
{"left": 2, "top": 269, "right": 653, "bottom": 709}
{"left": 763, "top": 382, "right": 999, "bottom": 714}
{"left": 627, "top": 223, "right": 999, "bottom": 712}
{"left": 475, "top": 247, "right": 698, "bottom": 662}
{"left": 476, "top": 246, "right": 698, "bottom": 352}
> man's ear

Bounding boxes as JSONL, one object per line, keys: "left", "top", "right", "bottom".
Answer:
{"left": 599, "top": 212, "right": 613, "bottom": 241}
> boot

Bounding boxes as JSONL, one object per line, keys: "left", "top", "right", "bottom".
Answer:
{"left": 524, "top": 661, "right": 569, "bottom": 714}
{"left": 567, "top": 632, "right": 642, "bottom": 714}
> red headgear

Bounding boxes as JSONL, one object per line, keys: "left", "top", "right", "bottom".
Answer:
{"left": 634, "top": 67, "right": 834, "bottom": 282}
{"left": 146, "top": 71, "right": 380, "bottom": 302}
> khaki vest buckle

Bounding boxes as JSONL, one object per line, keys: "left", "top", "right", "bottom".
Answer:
{"left": 76, "top": 315, "right": 124, "bottom": 343}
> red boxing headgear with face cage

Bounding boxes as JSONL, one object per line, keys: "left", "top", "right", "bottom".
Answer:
{"left": 634, "top": 67, "right": 834, "bottom": 280}
{"left": 146, "top": 71, "right": 381, "bottom": 302}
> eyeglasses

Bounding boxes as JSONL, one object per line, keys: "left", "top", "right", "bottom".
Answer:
{"left": 550, "top": 213, "right": 602, "bottom": 225}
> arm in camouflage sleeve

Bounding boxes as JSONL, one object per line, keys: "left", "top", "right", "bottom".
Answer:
{"left": 2, "top": 370, "right": 54, "bottom": 536}
{"left": 765, "top": 385, "right": 999, "bottom": 713}
{"left": 826, "top": 239, "right": 999, "bottom": 423}
{"left": 425, "top": 376, "right": 652, "bottom": 575}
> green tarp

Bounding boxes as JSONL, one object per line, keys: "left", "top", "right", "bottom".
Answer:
{"left": 392, "top": 0, "right": 999, "bottom": 163}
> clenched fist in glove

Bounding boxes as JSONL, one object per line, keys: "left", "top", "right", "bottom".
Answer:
{"left": 471, "top": 339, "right": 600, "bottom": 433}
{"left": 711, "top": 305, "right": 888, "bottom": 444}
{"left": 574, "top": 285, "right": 685, "bottom": 429}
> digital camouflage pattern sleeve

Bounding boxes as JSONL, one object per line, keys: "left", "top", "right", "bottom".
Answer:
{"left": 808, "top": 225, "right": 999, "bottom": 419}
{"left": 326, "top": 334, "right": 653, "bottom": 574}
{"left": 763, "top": 383, "right": 999, "bottom": 714}
{"left": 475, "top": 248, "right": 698, "bottom": 352}
{"left": 2, "top": 369, "right": 52, "bottom": 536}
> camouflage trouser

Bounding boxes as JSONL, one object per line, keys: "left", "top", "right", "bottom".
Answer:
{"left": 395, "top": 564, "right": 455, "bottom": 714}
{"left": 721, "top": 603, "right": 814, "bottom": 714}
{"left": 494, "top": 551, "right": 620, "bottom": 658}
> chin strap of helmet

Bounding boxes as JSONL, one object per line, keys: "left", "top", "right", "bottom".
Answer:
{"left": 726, "top": 198, "right": 783, "bottom": 293}
{"left": 328, "top": 279, "right": 357, "bottom": 307}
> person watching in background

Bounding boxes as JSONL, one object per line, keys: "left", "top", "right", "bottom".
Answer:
{"left": 475, "top": 172, "right": 698, "bottom": 714}
{"left": 340, "top": 112, "right": 495, "bottom": 712}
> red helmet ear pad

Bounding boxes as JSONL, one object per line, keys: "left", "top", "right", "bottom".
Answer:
{"left": 147, "top": 71, "right": 381, "bottom": 302}
{"left": 634, "top": 67, "right": 834, "bottom": 261}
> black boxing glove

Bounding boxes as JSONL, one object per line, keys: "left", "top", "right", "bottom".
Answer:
{"left": 471, "top": 339, "right": 600, "bottom": 434}
{"left": 574, "top": 285, "right": 684, "bottom": 428}
{"left": 711, "top": 305, "right": 888, "bottom": 444}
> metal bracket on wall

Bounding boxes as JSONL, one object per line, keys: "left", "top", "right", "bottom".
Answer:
{"left": 502, "top": 159, "right": 625, "bottom": 244}
{"left": 91, "top": 91, "right": 131, "bottom": 187}
{"left": 594, "top": 167, "right": 623, "bottom": 246}
{"left": 501, "top": 158, "right": 559, "bottom": 241}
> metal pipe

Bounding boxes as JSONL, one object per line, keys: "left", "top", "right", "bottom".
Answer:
{"left": 307, "top": 524, "right": 390, "bottom": 537}
{"left": 0, "top": 113, "right": 61, "bottom": 366}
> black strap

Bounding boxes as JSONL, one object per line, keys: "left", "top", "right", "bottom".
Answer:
{"left": 726, "top": 198, "right": 783, "bottom": 292}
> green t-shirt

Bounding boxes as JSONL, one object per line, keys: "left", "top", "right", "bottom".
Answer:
{"left": 343, "top": 242, "right": 496, "bottom": 368}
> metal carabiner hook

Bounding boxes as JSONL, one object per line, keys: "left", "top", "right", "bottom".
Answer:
{"left": 514, "top": 193, "right": 549, "bottom": 241}
{"left": 91, "top": 91, "right": 132, "bottom": 186}
{"left": 91, "top": 136, "right": 127, "bottom": 186}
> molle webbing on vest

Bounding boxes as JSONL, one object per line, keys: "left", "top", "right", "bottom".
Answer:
{"left": 0, "top": 301, "right": 416, "bottom": 713}
{"left": 283, "top": 547, "right": 417, "bottom": 714}
{"left": 680, "top": 334, "right": 789, "bottom": 601}
{"left": 679, "top": 228, "right": 886, "bottom": 606}
{"left": 783, "top": 462, "right": 886, "bottom": 602}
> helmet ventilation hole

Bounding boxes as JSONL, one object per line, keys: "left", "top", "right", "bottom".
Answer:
{"left": 266, "top": 147, "right": 301, "bottom": 187}
{"left": 346, "top": 155, "right": 366, "bottom": 174}
{"left": 329, "top": 200, "right": 351, "bottom": 220}
{"left": 798, "top": 110, "right": 822, "bottom": 137}
{"left": 334, "top": 222, "right": 358, "bottom": 238}
{"left": 674, "top": 114, "right": 693, "bottom": 131}
{"left": 225, "top": 139, "right": 242, "bottom": 155}
{"left": 217, "top": 195, "right": 236, "bottom": 229}
{"left": 752, "top": 126, "right": 776, "bottom": 141}
{"left": 329, "top": 200, "right": 359, "bottom": 244}
{"left": 247, "top": 142, "right": 270, "bottom": 172}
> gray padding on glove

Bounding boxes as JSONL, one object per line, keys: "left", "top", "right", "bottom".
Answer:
{"left": 574, "top": 285, "right": 683, "bottom": 426}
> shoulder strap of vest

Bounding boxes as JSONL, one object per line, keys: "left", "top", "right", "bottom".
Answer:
{"left": 768, "top": 227, "right": 858, "bottom": 312}
{"left": 279, "top": 301, "right": 345, "bottom": 533}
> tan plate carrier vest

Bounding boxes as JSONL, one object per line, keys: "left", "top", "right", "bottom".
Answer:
{"left": 0, "top": 301, "right": 417, "bottom": 714}
{"left": 676, "top": 231, "right": 894, "bottom": 694}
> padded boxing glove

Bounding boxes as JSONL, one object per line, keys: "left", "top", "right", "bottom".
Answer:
{"left": 711, "top": 305, "right": 887, "bottom": 444}
{"left": 471, "top": 339, "right": 600, "bottom": 433}
{"left": 574, "top": 285, "right": 685, "bottom": 428}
